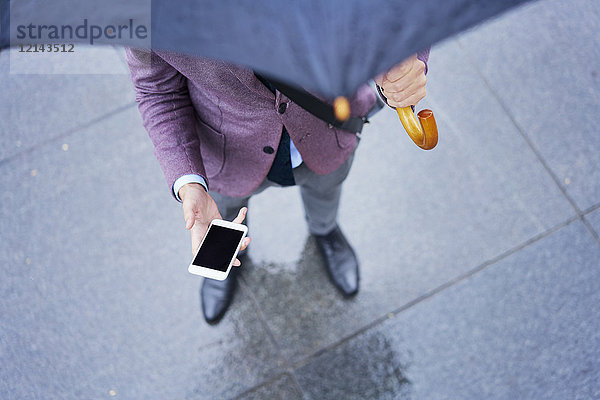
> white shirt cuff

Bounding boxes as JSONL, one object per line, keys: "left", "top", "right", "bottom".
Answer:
{"left": 368, "top": 80, "right": 387, "bottom": 117}
{"left": 173, "top": 174, "right": 208, "bottom": 202}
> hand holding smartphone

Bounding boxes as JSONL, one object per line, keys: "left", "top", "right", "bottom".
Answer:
{"left": 188, "top": 219, "right": 248, "bottom": 280}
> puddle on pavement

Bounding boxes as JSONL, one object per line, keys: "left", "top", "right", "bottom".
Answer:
{"left": 297, "top": 330, "right": 413, "bottom": 399}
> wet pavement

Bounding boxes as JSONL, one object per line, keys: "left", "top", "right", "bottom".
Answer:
{"left": 1, "top": 0, "right": 600, "bottom": 399}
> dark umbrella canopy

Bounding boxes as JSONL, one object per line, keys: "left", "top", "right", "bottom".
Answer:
{"left": 1, "top": 0, "right": 533, "bottom": 97}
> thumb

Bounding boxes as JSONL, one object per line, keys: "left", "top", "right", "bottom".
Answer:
{"left": 182, "top": 200, "right": 196, "bottom": 230}
{"left": 232, "top": 207, "right": 248, "bottom": 224}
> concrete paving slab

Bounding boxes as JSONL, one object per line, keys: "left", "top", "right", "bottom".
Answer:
{"left": 294, "top": 221, "right": 600, "bottom": 399}
{"left": 0, "top": 47, "right": 135, "bottom": 162}
{"left": 0, "top": 107, "right": 282, "bottom": 400}
{"left": 456, "top": 0, "right": 600, "bottom": 211}
{"left": 8, "top": 45, "right": 130, "bottom": 75}
{"left": 242, "top": 36, "right": 575, "bottom": 363}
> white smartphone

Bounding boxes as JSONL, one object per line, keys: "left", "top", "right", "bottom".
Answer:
{"left": 188, "top": 219, "right": 248, "bottom": 280}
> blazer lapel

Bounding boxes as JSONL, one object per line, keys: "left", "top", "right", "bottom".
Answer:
{"left": 224, "top": 63, "right": 275, "bottom": 99}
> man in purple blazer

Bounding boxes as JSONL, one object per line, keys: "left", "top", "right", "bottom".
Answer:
{"left": 126, "top": 49, "right": 428, "bottom": 323}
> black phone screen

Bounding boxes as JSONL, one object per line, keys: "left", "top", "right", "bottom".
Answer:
{"left": 192, "top": 225, "right": 244, "bottom": 272}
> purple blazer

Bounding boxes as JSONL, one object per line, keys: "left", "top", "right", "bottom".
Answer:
{"left": 126, "top": 49, "right": 428, "bottom": 197}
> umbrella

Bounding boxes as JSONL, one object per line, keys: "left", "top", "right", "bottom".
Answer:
{"left": 1, "top": 0, "right": 533, "bottom": 148}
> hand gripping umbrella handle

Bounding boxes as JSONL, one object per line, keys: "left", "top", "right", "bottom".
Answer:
{"left": 396, "top": 107, "right": 438, "bottom": 150}
{"left": 333, "top": 98, "right": 438, "bottom": 150}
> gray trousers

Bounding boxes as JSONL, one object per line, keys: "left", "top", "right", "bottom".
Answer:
{"left": 209, "top": 153, "right": 354, "bottom": 236}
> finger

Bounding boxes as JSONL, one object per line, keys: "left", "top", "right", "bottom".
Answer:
{"left": 405, "top": 89, "right": 427, "bottom": 106}
{"left": 383, "top": 73, "right": 426, "bottom": 102}
{"left": 381, "top": 66, "right": 426, "bottom": 94}
{"left": 384, "top": 55, "right": 418, "bottom": 82}
{"left": 386, "top": 85, "right": 426, "bottom": 108}
{"left": 190, "top": 225, "right": 205, "bottom": 255}
{"left": 239, "top": 237, "right": 252, "bottom": 252}
{"left": 383, "top": 69, "right": 425, "bottom": 98}
{"left": 233, "top": 258, "right": 241, "bottom": 267}
{"left": 191, "top": 237, "right": 201, "bottom": 255}
{"left": 232, "top": 207, "right": 248, "bottom": 224}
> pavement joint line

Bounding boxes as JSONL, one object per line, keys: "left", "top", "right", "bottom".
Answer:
{"left": 289, "top": 370, "right": 310, "bottom": 400}
{"left": 583, "top": 202, "right": 600, "bottom": 216}
{"left": 581, "top": 203, "right": 600, "bottom": 243}
{"left": 582, "top": 217, "right": 600, "bottom": 244}
{"left": 288, "top": 214, "right": 580, "bottom": 371}
{"left": 0, "top": 100, "right": 138, "bottom": 168}
{"left": 454, "top": 39, "right": 586, "bottom": 220}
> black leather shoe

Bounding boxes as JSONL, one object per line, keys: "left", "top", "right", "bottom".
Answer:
{"left": 313, "top": 226, "right": 359, "bottom": 297}
{"left": 200, "top": 263, "right": 240, "bottom": 324}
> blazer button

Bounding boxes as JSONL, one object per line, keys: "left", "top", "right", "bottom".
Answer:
{"left": 278, "top": 103, "right": 287, "bottom": 114}
{"left": 263, "top": 146, "right": 275, "bottom": 154}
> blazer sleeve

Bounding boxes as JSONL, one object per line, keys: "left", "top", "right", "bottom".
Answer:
{"left": 125, "top": 48, "right": 208, "bottom": 198}
{"left": 417, "top": 47, "right": 430, "bottom": 74}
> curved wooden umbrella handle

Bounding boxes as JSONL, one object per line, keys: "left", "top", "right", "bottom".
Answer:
{"left": 396, "top": 107, "right": 438, "bottom": 150}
